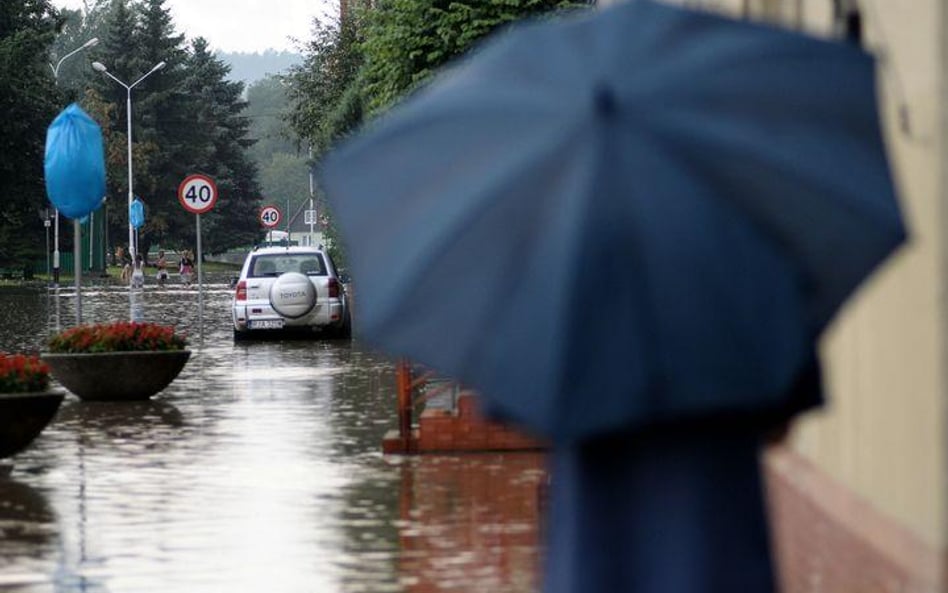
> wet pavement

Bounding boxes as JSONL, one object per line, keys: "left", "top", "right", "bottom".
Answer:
{"left": 0, "top": 278, "right": 547, "bottom": 592}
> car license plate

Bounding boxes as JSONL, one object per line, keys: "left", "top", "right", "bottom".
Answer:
{"left": 249, "top": 319, "right": 284, "bottom": 329}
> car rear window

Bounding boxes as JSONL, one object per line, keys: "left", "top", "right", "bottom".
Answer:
{"left": 250, "top": 253, "right": 327, "bottom": 277}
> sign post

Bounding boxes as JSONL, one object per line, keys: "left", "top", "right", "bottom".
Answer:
{"left": 259, "top": 205, "right": 282, "bottom": 244}
{"left": 178, "top": 174, "right": 219, "bottom": 338}
{"left": 304, "top": 206, "right": 317, "bottom": 246}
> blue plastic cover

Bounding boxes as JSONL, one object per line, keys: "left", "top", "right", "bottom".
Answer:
{"left": 44, "top": 104, "right": 106, "bottom": 220}
{"left": 130, "top": 198, "right": 145, "bottom": 229}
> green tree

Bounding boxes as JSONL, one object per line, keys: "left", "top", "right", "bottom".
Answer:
{"left": 84, "top": 0, "right": 145, "bottom": 258}
{"left": 128, "top": 0, "right": 191, "bottom": 258}
{"left": 90, "top": 0, "right": 136, "bottom": 97}
{"left": 259, "top": 151, "right": 310, "bottom": 209}
{"left": 70, "top": 0, "right": 263, "bottom": 258}
{"left": 283, "top": 12, "right": 365, "bottom": 265}
{"left": 177, "top": 37, "right": 261, "bottom": 255}
{"left": 47, "top": 1, "right": 114, "bottom": 264}
{"left": 287, "top": 0, "right": 590, "bottom": 147}
{"left": 0, "top": 0, "right": 63, "bottom": 266}
{"left": 285, "top": 13, "right": 364, "bottom": 155}
{"left": 359, "top": 0, "right": 587, "bottom": 113}
{"left": 245, "top": 75, "right": 313, "bottom": 241}
{"left": 246, "top": 75, "right": 297, "bottom": 162}
{"left": 48, "top": 6, "right": 100, "bottom": 99}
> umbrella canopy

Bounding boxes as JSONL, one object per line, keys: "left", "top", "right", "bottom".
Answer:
{"left": 321, "top": 0, "right": 905, "bottom": 443}
{"left": 44, "top": 103, "right": 106, "bottom": 220}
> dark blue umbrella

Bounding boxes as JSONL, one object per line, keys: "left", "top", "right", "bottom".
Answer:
{"left": 322, "top": 0, "right": 905, "bottom": 443}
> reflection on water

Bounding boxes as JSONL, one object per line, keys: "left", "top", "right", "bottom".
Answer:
{"left": 0, "top": 282, "right": 547, "bottom": 592}
{"left": 0, "top": 287, "right": 52, "bottom": 353}
{"left": 0, "top": 477, "right": 58, "bottom": 583}
{"left": 396, "top": 454, "right": 547, "bottom": 593}
{"left": 128, "top": 289, "right": 144, "bottom": 323}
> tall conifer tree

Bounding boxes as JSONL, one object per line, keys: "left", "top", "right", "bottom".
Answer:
{"left": 0, "top": 0, "right": 62, "bottom": 265}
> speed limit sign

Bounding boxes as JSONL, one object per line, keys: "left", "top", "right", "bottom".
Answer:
{"left": 259, "top": 205, "right": 282, "bottom": 228}
{"left": 178, "top": 174, "right": 218, "bottom": 214}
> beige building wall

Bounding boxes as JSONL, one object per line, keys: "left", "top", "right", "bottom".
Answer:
{"left": 787, "top": 0, "right": 946, "bottom": 553}
{"left": 599, "top": 0, "right": 946, "bottom": 577}
{"left": 740, "top": 0, "right": 946, "bottom": 555}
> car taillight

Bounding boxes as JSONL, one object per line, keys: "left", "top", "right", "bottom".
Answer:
{"left": 235, "top": 280, "right": 247, "bottom": 302}
{"left": 328, "top": 278, "right": 340, "bottom": 298}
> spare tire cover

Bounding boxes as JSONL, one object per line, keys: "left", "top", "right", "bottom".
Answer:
{"left": 269, "top": 272, "right": 317, "bottom": 319}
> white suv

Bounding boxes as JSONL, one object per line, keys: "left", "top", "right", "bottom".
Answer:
{"left": 231, "top": 246, "right": 351, "bottom": 340}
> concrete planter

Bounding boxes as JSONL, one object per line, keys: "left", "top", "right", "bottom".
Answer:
{"left": 41, "top": 350, "right": 191, "bottom": 401}
{"left": 0, "top": 391, "right": 65, "bottom": 459}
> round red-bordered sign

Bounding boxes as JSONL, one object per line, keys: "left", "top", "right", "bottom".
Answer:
{"left": 178, "top": 174, "right": 218, "bottom": 214}
{"left": 259, "top": 205, "right": 282, "bottom": 228}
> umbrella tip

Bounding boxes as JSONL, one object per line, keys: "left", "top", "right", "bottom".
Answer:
{"left": 593, "top": 84, "right": 617, "bottom": 118}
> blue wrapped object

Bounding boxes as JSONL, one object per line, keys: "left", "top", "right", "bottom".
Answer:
{"left": 130, "top": 198, "right": 145, "bottom": 229}
{"left": 44, "top": 104, "right": 106, "bottom": 220}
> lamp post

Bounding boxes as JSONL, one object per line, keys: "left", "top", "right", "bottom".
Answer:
{"left": 40, "top": 209, "right": 51, "bottom": 280}
{"left": 49, "top": 37, "right": 98, "bottom": 287}
{"left": 91, "top": 60, "right": 165, "bottom": 262}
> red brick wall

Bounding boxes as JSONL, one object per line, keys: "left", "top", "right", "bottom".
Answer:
{"left": 415, "top": 394, "right": 547, "bottom": 453}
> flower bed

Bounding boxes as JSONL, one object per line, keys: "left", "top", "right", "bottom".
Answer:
{"left": 43, "top": 322, "right": 191, "bottom": 401}
{"left": 0, "top": 353, "right": 63, "bottom": 459}
{"left": 0, "top": 353, "right": 50, "bottom": 393}
{"left": 47, "top": 321, "right": 187, "bottom": 353}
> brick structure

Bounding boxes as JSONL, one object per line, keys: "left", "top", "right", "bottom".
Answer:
{"left": 386, "top": 402, "right": 946, "bottom": 590}
{"left": 383, "top": 393, "right": 548, "bottom": 454}
{"left": 765, "top": 447, "right": 944, "bottom": 593}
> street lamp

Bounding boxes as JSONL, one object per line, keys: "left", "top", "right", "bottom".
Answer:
{"left": 49, "top": 37, "right": 98, "bottom": 287}
{"left": 91, "top": 60, "right": 166, "bottom": 262}
{"left": 50, "top": 37, "right": 99, "bottom": 78}
{"left": 39, "top": 209, "right": 51, "bottom": 280}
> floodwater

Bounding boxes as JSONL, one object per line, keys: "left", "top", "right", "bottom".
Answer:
{"left": 0, "top": 278, "right": 548, "bottom": 593}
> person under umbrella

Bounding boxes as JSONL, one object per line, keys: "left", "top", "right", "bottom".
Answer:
{"left": 321, "top": 1, "right": 906, "bottom": 591}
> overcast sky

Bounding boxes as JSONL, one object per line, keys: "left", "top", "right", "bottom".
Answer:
{"left": 52, "top": 0, "right": 338, "bottom": 53}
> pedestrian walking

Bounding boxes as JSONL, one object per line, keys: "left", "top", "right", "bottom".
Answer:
{"left": 120, "top": 248, "right": 132, "bottom": 285}
{"left": 131, "top": 254, "right": 145, "bottom": 288}
{"left": 155, "top": 250, "right": 169, "bottom": 287}
{"left": 178, "top": 250, "right": 194, "bottom": 286}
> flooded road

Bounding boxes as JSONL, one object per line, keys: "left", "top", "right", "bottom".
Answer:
{"left": 0, "top": 279, "right": 547, "bottom": 592}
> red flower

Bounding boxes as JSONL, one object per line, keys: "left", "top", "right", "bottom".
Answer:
{"left": 0, "top": 353, "right": 50, "bottom": 393}
{"left": 47, "top": 322, "right": 187, "bottom": 354}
